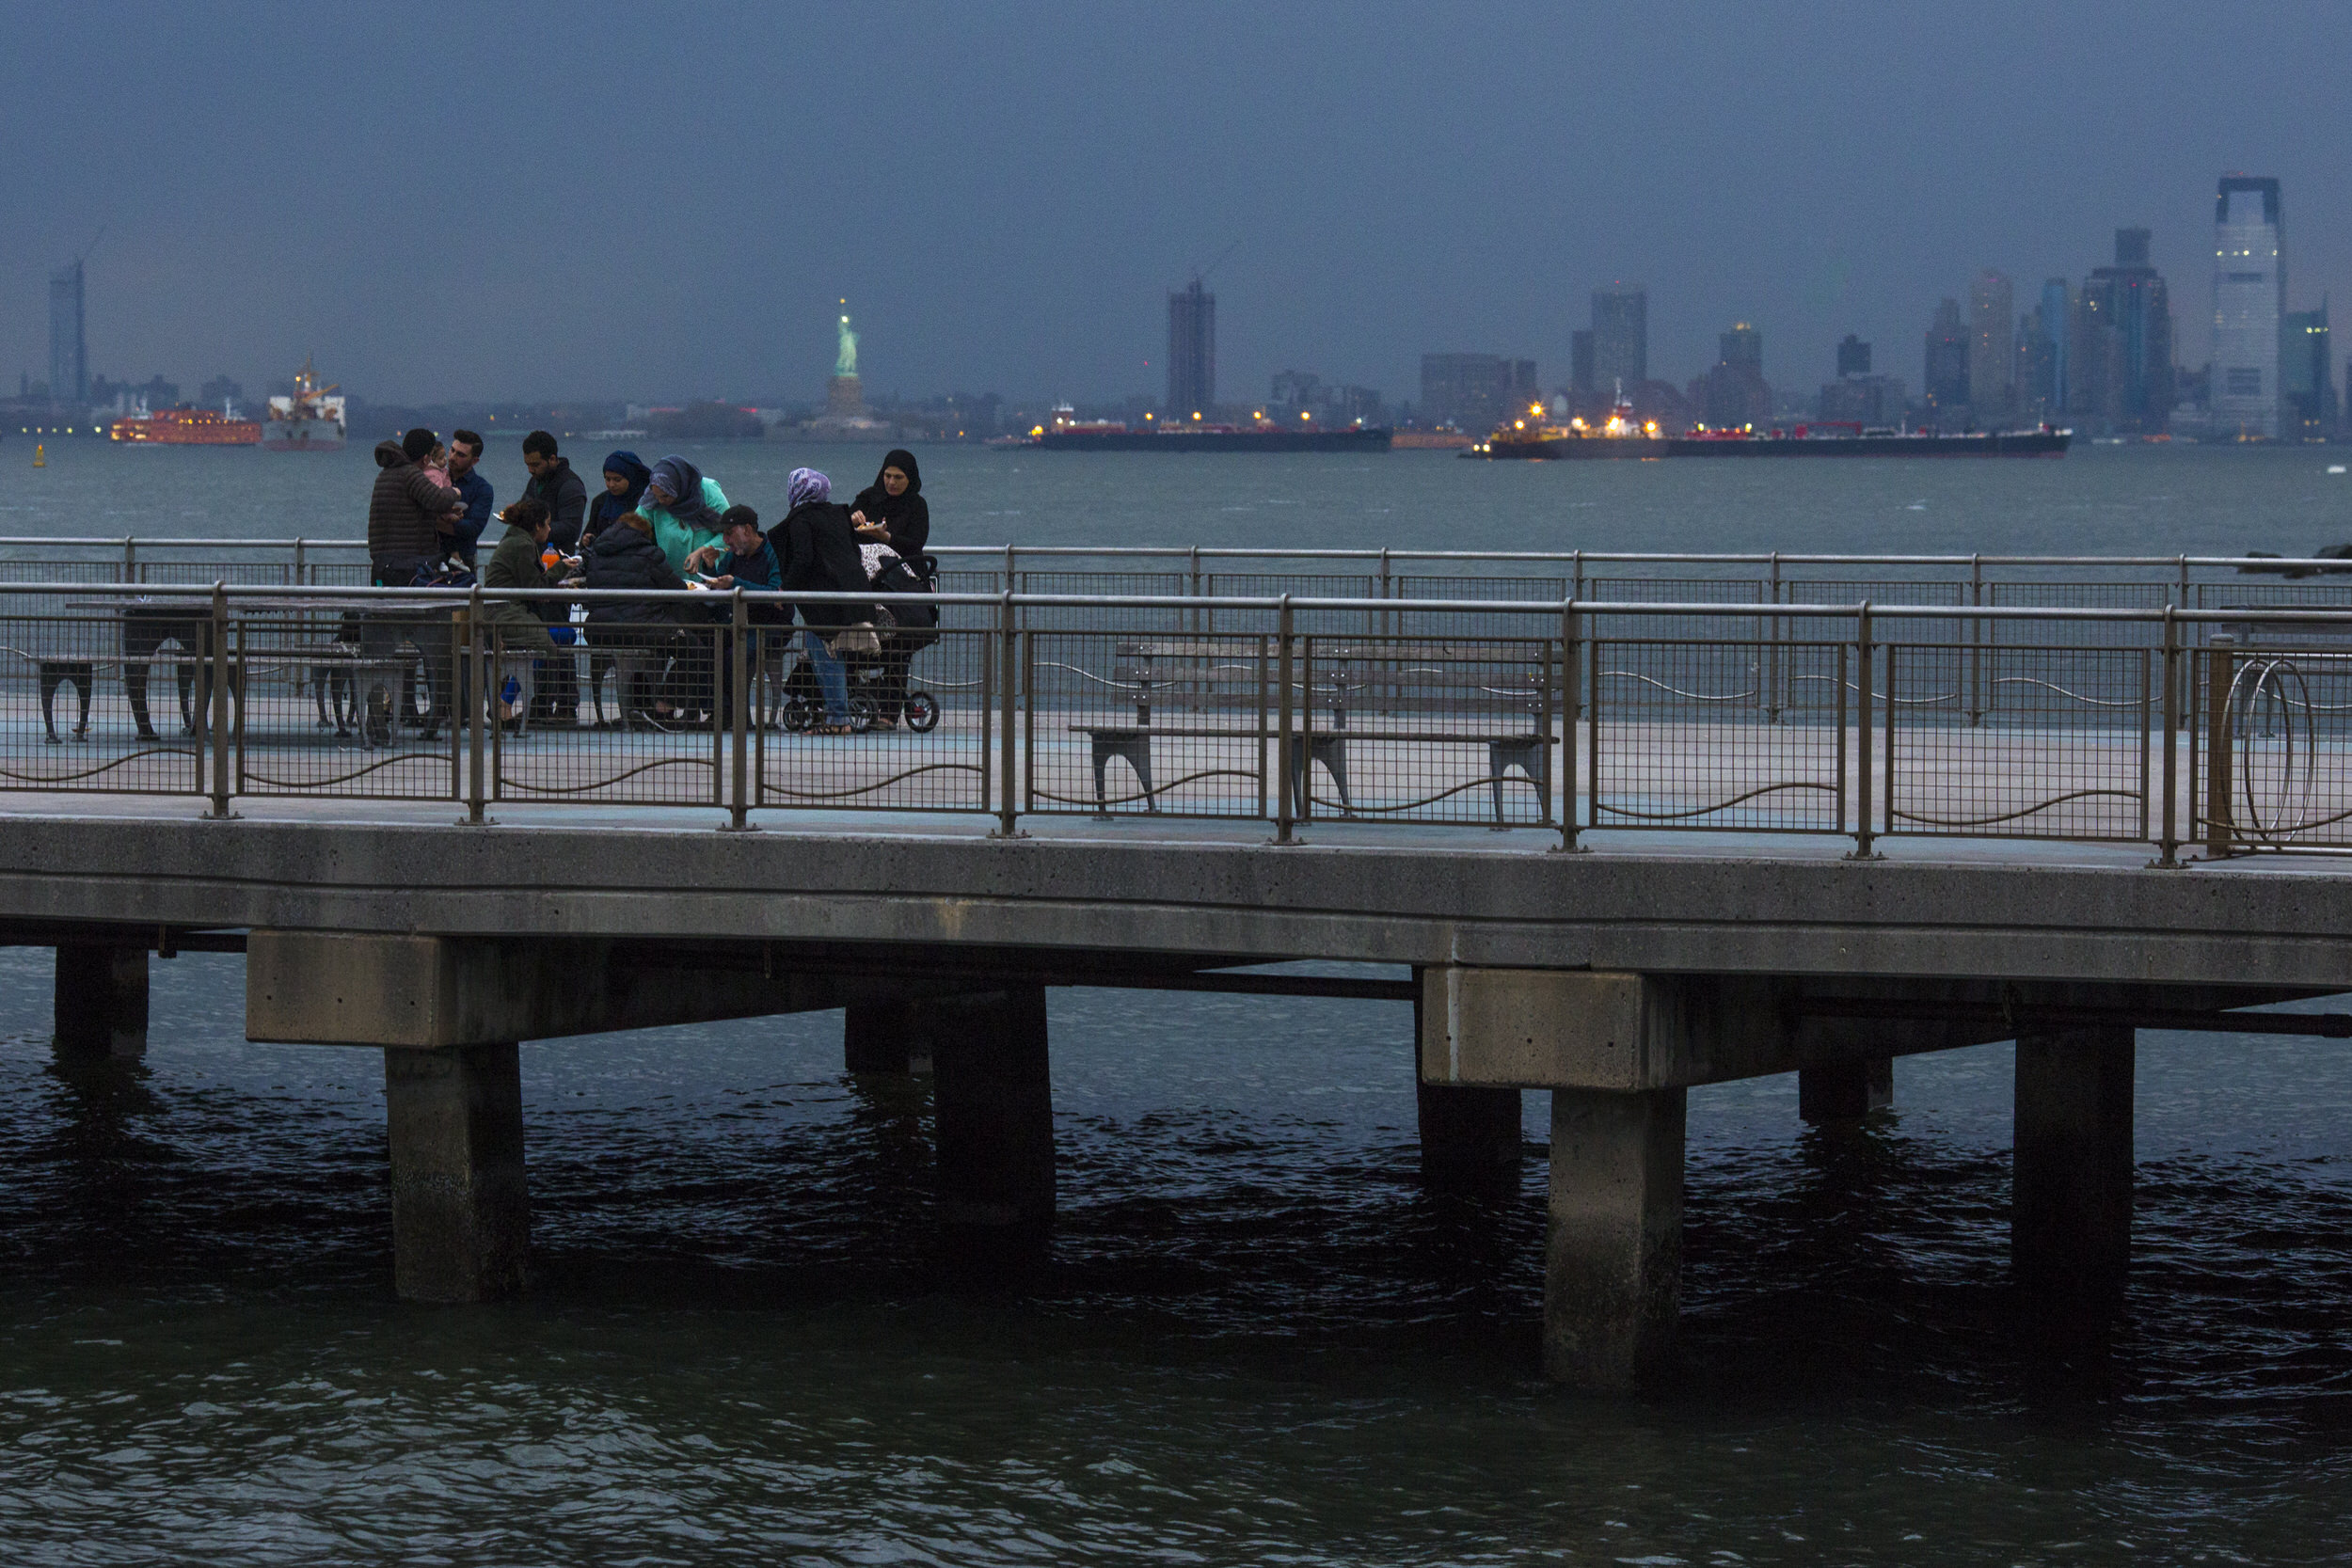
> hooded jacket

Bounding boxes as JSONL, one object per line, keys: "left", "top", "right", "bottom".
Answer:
{"left": 581, "top": 522, "right": 689, "bottom": 625}
{"left": 367, "top": 440, "right": 465, "bottom": 568}
{"left": 523, "top": 456, "right": 590, "bottom": 550}
{"left": 481, "top": 525, "right": 559, "bottom": 651}
{"left": 774, "top": 500, "right": 872, "bottom": 630}
{"left": 850, "top": 448, "right": 930, "bottom": 559}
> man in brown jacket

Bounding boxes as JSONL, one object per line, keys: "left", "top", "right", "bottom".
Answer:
{"left": 368, "top": 427, "right": 464, "bottom": 587}
{"left": 360, "top": 427, "right": 466, "bottom": 741}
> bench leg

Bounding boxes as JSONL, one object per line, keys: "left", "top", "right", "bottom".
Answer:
{"left": 1090, "top": 738, "right": 1114, "bottom": 816}
{"left": 1489, "top": 740, "right": 1544, "bottom": 827}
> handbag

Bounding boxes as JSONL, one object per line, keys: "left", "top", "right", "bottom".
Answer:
{"left": 830, "top": 624, "right": 882, "bottom": 657}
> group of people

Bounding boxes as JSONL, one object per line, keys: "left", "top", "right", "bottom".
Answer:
{"left": 366, "top": 428, "right": 933, "bottom": 734}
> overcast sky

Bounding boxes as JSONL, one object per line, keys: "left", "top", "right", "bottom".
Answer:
{"left": 7, "top": 1, "right": 2349, "bottom": 407}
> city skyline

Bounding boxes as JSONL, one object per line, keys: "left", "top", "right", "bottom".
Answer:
{"left": 3, "top": 4, "right": 2349, "bottom": 407}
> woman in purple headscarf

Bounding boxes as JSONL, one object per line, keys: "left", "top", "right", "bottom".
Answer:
{"left": 773, "top": 467, "right": 872, "bottom": 734}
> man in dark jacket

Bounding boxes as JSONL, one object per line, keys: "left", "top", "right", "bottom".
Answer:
{"left": 521, "top": 431, "right": 590, "bottom": 550}
{"left": 582, "top": 512, "right": 691, "bottom": 727}
{"left": 447, "top": 429, "right": 494, "bottom": 567}
{"left": 368, "top": 428, "right": 464, "bottom": 585}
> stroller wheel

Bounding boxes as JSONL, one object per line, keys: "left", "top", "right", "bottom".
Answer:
{"left": 848, "top": 697, "right": 878, "bottom": 734}
{"left": 781, "top": 695, "right": 817, "bottom": 733}
{"left": 902, "top": 691, "right": 940, "bottom": 733}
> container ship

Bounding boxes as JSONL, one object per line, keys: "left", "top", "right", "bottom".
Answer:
{"left": 1466, "top": 396, "right": 2070, "bottom": 459}
{"left": 264, "top": 357, "right": 346, "bottom": 451}
{"left": 1017, "top": 406, "right": 1391, "bottom": 453}
{"left": 108, "top": 404, "right": 262, "bottom": 445}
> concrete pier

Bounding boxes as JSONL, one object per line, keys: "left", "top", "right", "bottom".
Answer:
{"left": 1798, "top": 1057, "right": 1893, "bottom": 1122}
{"left": 929, "top": 986, "right": 1056, "bottom": 1229}
{"left": 1547, "top": 1086, "right": 1686, "bottom": 1387}
{"left": 2012, "top": 1026, "right": 2136, "bottom": 1296}
{"left": 384, "top": 1042, "right": 529, "bottom": 1302}
{"left": 1411, "top": 975, "right": 1522, "bottom": 1191}
{"left": 53, "top": 942, "right": 148, "bottom": 1060}
{"left": 844, "top": 1000, "right": 919, "bottom": 1075}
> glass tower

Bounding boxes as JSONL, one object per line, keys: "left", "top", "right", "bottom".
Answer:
{"left": 2214, "top": 176, "right": 2282, "bottom": 438}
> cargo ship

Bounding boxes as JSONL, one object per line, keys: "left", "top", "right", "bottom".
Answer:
{"left": 1467, "top": 396, "right": 2070, "bottom": 459}
{"left": 108, "top": 403, "right": 262, "bottom": 445}
{"left": 1017, "top": 405, "right": 1391, "bottom": 453}
{"left": 264, "top": 357, "right": 346, "bottom": 451}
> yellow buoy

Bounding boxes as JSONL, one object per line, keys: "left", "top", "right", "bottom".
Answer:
{"left": 32, "top": 443, "right": 44, "bottom": 467}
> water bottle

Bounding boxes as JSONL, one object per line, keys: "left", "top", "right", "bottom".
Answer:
{"left": 501, "top": 675, "right": 520, "bottom": 707}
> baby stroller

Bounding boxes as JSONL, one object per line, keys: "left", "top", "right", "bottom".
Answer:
{"left": 775, "top": 551, "right": 943, "bottom": 734}
{"left": 775, "top": 634, "right": 940, "bottom": 733}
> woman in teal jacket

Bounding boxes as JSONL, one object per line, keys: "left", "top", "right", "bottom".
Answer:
{"left": 641, "top": 455, "right": 729, "bottom": 574}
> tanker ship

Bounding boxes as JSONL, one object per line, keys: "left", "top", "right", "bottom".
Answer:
{"left": 108, "top": 403, "right": 262, "bottom": 445}
{"left": 1467, "top": 395, "right": 2069, "bottom": 459}
{"left": 1017, "top": 405, "right": 1391, "bottom": 453}
{"left": 264, "top": 357, "right": 346, "bottom": 451}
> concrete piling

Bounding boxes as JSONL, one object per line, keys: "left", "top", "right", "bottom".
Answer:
{"left": 1545, "top": 1086, "right": 1686, "bottom": 1388}
{"left": 1798, "top": 1056, "right": 1893, "bottom": 1122}
{"left": 843, "top": 1000, "right": 919, "bottom": 1075}
{"left": 384, "top": 1042, "right": 530, "bottom": 1303}
{"left": 53, "top": 942, "right": 149, "bottom": 1060}
{"left": 929, "top": 986, "right": 1056, "bottom": 1229}
{"left": 1411, "top": 974, "right": 1522, "bottom": 1191}
{"left": 2012, "top": 1026, "right": 2135, "bottom": 1296}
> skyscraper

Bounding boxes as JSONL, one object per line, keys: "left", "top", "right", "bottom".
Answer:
{"left": 1697, "top": 324, "right": 1770, "bottom": 427}
{"left": 1968, "top": 270, "right": 2015, "bottom": 417}
{"left": 1591, "top": 285, "right": 1646, "bottom": 390}
{"left": 2040, "top": 278, "right": 2072, "bottom": 414}
{"left": 1924, "top": 298, "right": 1969, "bottom": 416}
{"left": 1570, "top": 330, "right": 1596, "bottom": 395}
{"left": 1836, "top": 334, "right": 1871, "bottom": 378}
{"left": 1167, "top": 279, "right": 1216, "bottom": 415}
{"left": 2086, "top": 229, "right": 2174, "bottom": 433}
{"left": 2214, "top": 175, "right": 2282, "bottom": 437}
{"left": 2281, "top": 303, "right": 2333, "bottom": 439}
{"left": 47, "top": 259, "right": 86, "bottom": 406}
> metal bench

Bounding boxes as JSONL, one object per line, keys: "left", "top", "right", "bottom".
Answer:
{"left": 1072, "top": 638, "right": 1555, "bottom": 824}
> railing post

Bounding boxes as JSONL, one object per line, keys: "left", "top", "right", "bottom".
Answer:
{"left": 1557, "top": 601, "right": 1587, "bottom": 853}
{"left": 204, "top": 582, "right": 235, "bottom": 819}
{"left": 1188, "top": 544, "right": 1202, "bottom": 635}
{"left": 2204, "top": 632, "right": 2235, "bottom": 858}
{"left": 1274, "top": 594, "right": 1296, "bottom": 844}
{"left": 723, "top": 588, "right": 755, "bottom": 832}
{"left": 2153, "top": 608, "right": 2180, "bottom": 867}
{"left": 1967, "top": 553, "right": 1984, "bottom": 724}
{"left": 463, "top": 585, "right": 488, "bottom": 825}
{"left": 292, "top": 537, "right": 307, "bottom": 588}
{"left": 1765, "top": 550, "right": 1782, "bottom": 721}
{"left": 993, "top": 591, "right": 1023, "bottom": 837}
{"left": 122, "top": 537, "right": 137, "bottom": 586}
{"left": 1847, "top": 602, "right": 1880, "bottom": 860}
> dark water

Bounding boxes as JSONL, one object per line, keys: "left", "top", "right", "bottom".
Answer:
{"left": 5, "top": 441, "right": 2352, "bottom": 1563}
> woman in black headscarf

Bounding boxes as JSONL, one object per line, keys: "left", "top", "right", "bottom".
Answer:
{"left": 583, "top": 451, "right": 651, "bottom": 547}
{"left": 850, "top": 449, "right": 929, "bottom": 559}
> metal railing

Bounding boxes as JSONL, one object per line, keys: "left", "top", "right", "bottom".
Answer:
{"left": 2, "top": 579, "right": 2352, "bottom": 863}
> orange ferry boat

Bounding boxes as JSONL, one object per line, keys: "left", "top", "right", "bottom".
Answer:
{"left": 109, "top": 404, "right": 263, "bottom": 446}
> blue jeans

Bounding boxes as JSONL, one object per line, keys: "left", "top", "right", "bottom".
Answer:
{"left": 804, "top": 629, "right": 851, "bottom": 724}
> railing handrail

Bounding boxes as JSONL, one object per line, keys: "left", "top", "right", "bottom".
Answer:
{"left": 5, "top": 578, "right": 2352, "bottom": 626}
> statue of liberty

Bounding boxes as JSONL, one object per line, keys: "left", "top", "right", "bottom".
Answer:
{"left": 835, "top": 304, "right": 859, "bottom": 378}
{"left": 826, "top": 299, "right": 866, "bottom": 418}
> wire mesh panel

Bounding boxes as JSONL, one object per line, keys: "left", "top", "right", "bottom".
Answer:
{"left": 1024, "top": 630, "right": 1271, "bottom": 818}
{"left": 1587, "top": 577, "right": 1767, "bottom": 640}
{"left": 231, "top": 606, "right": 457, "bottom": 800}
{"left": 1589, "top": 639, "right": 1846, "bottom": 832}
{"left": 753, "top": 626, "right": 990, "bottom": 814}
{"left": 1292, "top": 635, "right": 1555, "bottom": 827}
{"left": 1206, "top": 574, "right": 1380, "bottom": 634}
{"left": 1017, "top": 572, "right": 1187, "bottom": 632}
{"left": 488, "top": 620, "right": 722, "bottom": 806}
{"left": 1987, "top": 581, "right": 2171, "bottom": 646}
{"left": 2194, "top": 644, "right": 2352, "bottom": 852}
{"left": 0, "top": 610, "right": 203, "bottom": 794}
{"left": 1783, "top": 579, "right": 1966, "bottom": 643}
{"left": 1396, "top": 575, "right": 1568, "bottom": 638}
{"left": 1884, "top": 644, "right": 2151, "bottom": 842}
